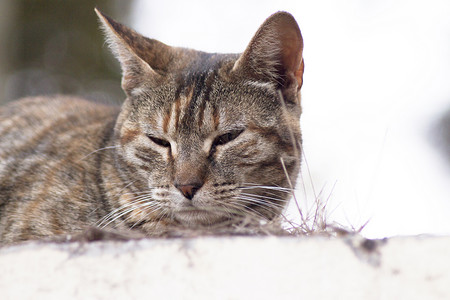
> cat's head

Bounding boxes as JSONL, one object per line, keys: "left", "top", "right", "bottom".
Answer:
{"left": 96, "top": 9, "right": 304, "bottom": 227}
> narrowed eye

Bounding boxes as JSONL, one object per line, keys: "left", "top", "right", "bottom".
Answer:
{"left": 213, "top": 129, "right": 244, "bottom": 147}
{"left": 147, "top": 135, "right": 171, "bottom": 148}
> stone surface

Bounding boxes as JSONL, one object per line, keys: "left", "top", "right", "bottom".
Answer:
{"left": 0, "top": 236, "right": 448, "bottom": 299}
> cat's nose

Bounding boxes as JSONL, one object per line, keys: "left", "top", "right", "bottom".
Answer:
{"left": 175, "top": 183, "right": 203, "bottom": 200}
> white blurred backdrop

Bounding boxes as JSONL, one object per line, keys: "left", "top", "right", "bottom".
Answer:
{"left": 131, "top": 0, "right": 450, "bottom": 238}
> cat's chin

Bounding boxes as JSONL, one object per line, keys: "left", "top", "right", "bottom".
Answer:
{"left": 174, "top": 209, "right": 228, "bottom": 226}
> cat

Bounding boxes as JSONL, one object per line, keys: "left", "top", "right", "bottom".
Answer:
{"left": 0, "top": 9, "right": 304, "bottom": 245}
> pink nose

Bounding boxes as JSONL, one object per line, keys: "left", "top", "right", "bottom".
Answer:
{"left": 175, "top": 183, "right": 202, "bottom": 200}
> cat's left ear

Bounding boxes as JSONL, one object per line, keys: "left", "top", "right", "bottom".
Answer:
{"left": 232, "top": 12, "right": 304, "bottom": 104}
{"left": 95, "top": 8, "right": 173, "bottom": 96}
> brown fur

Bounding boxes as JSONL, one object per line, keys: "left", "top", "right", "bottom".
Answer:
{"left": 0, "top": 10, "right": 304, "bottom": 245}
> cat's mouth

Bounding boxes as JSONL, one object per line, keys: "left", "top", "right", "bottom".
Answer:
{"left": 174, "top": 207, "right": 228, "bottom": 226}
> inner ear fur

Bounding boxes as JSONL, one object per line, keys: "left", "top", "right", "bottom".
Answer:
{"left": 95, "top": 8, "right": 174, "bottom": 94}
{"left": 233, "top": 12, "right": 304, "bottom": 95}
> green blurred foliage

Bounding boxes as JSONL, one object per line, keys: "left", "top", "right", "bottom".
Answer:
{"left": 2, "top": 0, "right": 133, "bottom": 104}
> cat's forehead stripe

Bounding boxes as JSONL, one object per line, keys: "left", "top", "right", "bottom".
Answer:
{"left": 164, "top": 99, "right": 178, "bottom": 135}
{"left": 174, "top": 94, "right": 182, "bottom": 132}
{"left": 162, "top": 108, "right": 171, "bottom": 134}
{"left": 163, "top": 86, "right": 195, "bottom": 135}
{"left": 213, "top": 105, "right": 220, "bottom": 131}
{"left": 197, "top": 100, "right": 205, "bottom": 129}
{"left": 184, "top": 84, "right": 195, "bottom": 107}
{"left": 176, "top": 71, "right": 217, "bottom": 131}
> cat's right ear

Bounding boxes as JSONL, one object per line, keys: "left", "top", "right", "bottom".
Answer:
{"left": 95, "top": 8, "right": 173, "bottom": 96}
{"left": 232, "top": 12, "right": 304, "bottom": 104}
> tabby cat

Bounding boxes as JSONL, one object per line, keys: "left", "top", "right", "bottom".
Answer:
{"left": 0, "top": 9, "right": 304, "bottom": 245}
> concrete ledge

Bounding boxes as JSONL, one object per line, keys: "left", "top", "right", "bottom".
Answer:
{"left": 0, "top": 236, "right": 449, "bottom": 299}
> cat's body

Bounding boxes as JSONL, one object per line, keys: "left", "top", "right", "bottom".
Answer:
{"left": 0, "top": 97, "right": 119, "bottom": 242}
{"left": 0, "top": 10, "right": 304, "bottom": 245}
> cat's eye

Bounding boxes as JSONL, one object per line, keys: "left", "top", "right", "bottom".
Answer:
{"left": 213, "top": 129, "right": 244, "bottom": 147}
{"left": 147, "top": 135, "right": 171, "bottom": 148}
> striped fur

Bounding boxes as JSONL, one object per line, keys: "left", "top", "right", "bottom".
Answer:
{"left": 0, "top": 10, "right": 304, "bottom": 245}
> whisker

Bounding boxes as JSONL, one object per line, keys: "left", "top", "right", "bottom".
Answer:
{"left": 97, "top": 196, "right": 154, "bottom": 227}
{"left": 125, "top": 202, "right": 162, "bottom": 228}
{"left": 111, "top": 180, "right": 138, "bottom": 199}
{"left": 209, "top": 204, "right": 243, "bottom": 218}
{"left": 238, "top": 194, "right": 284, "bottom": 207}
{"left": 104, "top": 200, "right": 160, "bottom": 228}
{"left": 280, "top": 157, "right": 309, "bottom": 230}
{"left": 278, "top": 89, "right": 300, "bottom": 159}
{"left": 239, "top": 205, "right": 270, "bottom": 220}
{"left": 120, "top": 189, "right": 156, "bottom": 196}
{"left": 154, "top": 208, "right": 171, "bottom": 226}
{"left": 237, "top": 195, "right": 285, "bottom": 209}
{"left": 97, "top": 196, "right": 149, "bottom": 224}
{"left": 240, "top": 192, "right": 289, "bottom": 203}
{"left": 97, "top": 185, "right": 157, "bottom": 227}
{"left": 244, "top": 189, "right": 288, "bottom": 199}
{"left": 232, "top": 197, "right": 280, "bottom": 218}
{"left": 300, "top": 144, "right": 318, "bottom": 200}
{"left": 224, "top": 201, "right": 267, "bottom": 220}
{"left": 78, "top": 145, "right": 119, "bottom": 162}
{"left": 101, "top": 207, "right": 136, "bottom": 229}
{"left": 131, "top": 203, "right": 169, "bottom": 229}
{"left": 240, "top": 184, "right": 294, "bottom": 193}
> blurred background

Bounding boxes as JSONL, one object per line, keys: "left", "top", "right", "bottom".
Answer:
{"left": 0, "top": 0, "right": 448, "bottom": 238}
{"left": 0, "top": 0, "right": 131, "bottom": 104}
